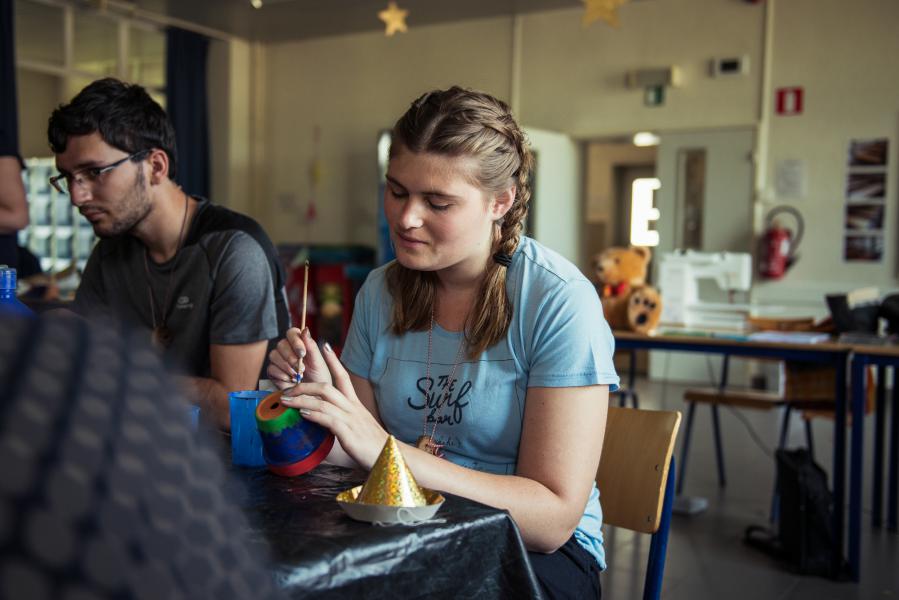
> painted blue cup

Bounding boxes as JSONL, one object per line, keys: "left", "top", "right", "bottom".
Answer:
{"left": 229, "top": 390, "right": 270, "bottom": 467}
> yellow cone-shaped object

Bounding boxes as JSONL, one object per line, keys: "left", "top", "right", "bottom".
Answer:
{"left": 356, "top": 435, "right": 427, "bottom": 507}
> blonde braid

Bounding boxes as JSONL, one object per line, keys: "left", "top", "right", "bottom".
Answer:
{"left": 465, "top": 121, "right": 533, "bottom": 358}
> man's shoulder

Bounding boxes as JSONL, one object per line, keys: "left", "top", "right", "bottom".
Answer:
{"left": 193, "top": 201, "right": 270, "bottom": 243}
{"left": 191, "top": 200, "right": 281, "bottom": 268}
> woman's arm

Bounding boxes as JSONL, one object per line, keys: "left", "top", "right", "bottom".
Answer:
{"left": 398, "top": 384, "right": 608, "bottom": 552}
{"left": 0, "top": 156, "right": 28, "bottom": 234}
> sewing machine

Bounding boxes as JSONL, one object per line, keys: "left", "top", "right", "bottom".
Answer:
{"left": 658, "top": 250, "right": 753, "bottom": 330}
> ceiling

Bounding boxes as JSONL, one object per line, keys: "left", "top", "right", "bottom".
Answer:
{"left": 134, "top": 0, "right": 584, "bottom": 42}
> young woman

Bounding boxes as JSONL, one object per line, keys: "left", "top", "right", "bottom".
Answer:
{"left": 267, "top": 87, "right": 618, "bottom": 599}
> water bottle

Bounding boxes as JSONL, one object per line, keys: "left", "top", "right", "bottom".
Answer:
{"left": 0, "top": 265, "right": 35, "bottom": 317}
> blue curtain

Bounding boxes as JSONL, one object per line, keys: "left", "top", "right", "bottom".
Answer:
{"left": 0, "top": 0, "right": 21, "bottom": 268}
{"left": 0, "top": 0, "right": 19, "bottom": 160}
{"left": 165, "top": 27, "right": 209, "bottom": 199}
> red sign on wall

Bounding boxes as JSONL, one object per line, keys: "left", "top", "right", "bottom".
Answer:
{"left": 775, "top": 87, "right": 804, "bottom": 116}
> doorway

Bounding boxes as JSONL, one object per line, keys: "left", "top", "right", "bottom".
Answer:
{"left": 582, "top": 140, "right": 657, "bottom": 273}
{"left": 583, "top": 140, "right": 657, "bottom": 375}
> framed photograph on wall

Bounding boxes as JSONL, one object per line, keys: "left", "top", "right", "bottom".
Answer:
{"left": 843, "top": 137, "right": 889, "bottom": 262}
{"left": 844, "top": 234, "right": 883, "bottom": 261}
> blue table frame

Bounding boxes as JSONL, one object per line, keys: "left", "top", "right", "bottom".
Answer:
{"left": 613, "top": 332, "right": 859, "bottom": 580}
{"left": 848, "top": 348, "right": 899, "bottom": 582}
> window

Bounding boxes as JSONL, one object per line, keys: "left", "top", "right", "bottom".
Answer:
{"left": 14, "top": 0, "right": 167, "bottom": 279}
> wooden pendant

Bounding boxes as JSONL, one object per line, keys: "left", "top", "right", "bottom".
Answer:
{"left": 151, "top": 325, "right": 174, "bottom": 349}
{"left": 415, "top": 435, "right": 444, "bottom": 457}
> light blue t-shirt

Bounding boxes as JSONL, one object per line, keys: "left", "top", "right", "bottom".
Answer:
{"left": 341, "top": 236, "right": 619, "bottom": 569}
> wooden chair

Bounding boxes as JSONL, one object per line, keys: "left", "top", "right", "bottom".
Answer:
{"left": 677, "top": 357, "right": 838, "bottom": 495}
{"left": 597, "top": 406, "right": 682, "bottom": 600}
{"left": 678, "top": 359, "right": 874, "bottom": 523}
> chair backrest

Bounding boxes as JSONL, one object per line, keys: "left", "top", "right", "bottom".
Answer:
{"left": 596, "top": 406, "right": 681, "bottom": 534}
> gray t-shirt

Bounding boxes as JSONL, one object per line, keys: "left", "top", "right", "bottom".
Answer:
{"left": 72, "top": 198, "right": 287, "bottom": 377}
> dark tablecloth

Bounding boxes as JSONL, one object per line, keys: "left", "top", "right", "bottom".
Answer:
{"left": 226, "top": 462, "right": 542, "bottom": 599}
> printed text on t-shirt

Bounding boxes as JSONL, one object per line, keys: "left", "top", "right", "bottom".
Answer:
{"left": 407, "top": 375, "right": 471, "bottom": 425}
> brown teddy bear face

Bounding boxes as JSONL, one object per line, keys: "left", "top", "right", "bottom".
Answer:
{"left": 592, "top": 246, "right": 652, "bottom": 289}
{"left": 626, "top": 285, "right": 662, "bottom": 334}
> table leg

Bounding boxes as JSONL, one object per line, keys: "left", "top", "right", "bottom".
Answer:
{"left": 873, "top": 365, "right": 886, "bottom": 528}
{"left": 629, "top": 349, "right": 639, "bottom": 409}
{"left": 677, "top": 402, "right": 696, "bottom": 495}
{"left": 711, "top": 405, "right": 727, "bottom": 488}
{"left": 710, "top": 355, "right": 731, "bottom": 488}
{"left": 849, "top": 355, "right": 865, "bottom": 581}
{"left": 889, "top": 369, "right": 899, "bottom": 532}
{"left": 618, "top": 349, "right": 638, "bottom": 407}
{"left": 832, "top": 356, "right": 847, "bottom": 578}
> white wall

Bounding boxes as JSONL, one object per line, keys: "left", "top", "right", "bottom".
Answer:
{"left": 526, "top": 127, "right": 581, "bottom": 262}
{"left": 753, "top": 0, "right": 899, "bottom": 313}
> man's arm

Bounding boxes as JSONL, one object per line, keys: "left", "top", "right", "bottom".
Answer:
{"left": 0, "top": 156, "right": 28, "bottom": 234}
{"left": 179, "top": 340, "right": 268, "bottom": 430}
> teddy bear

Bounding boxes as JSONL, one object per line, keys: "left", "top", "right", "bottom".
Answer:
{"left": 591, "top": 246, "right": 662, "bottom": 334}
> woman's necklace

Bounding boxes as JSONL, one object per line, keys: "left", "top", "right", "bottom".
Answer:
{"left": 415, "top": 306, "right": 467, "bottom": 457}
{"left": 143, "top": 194, "right": 190, "bottom": 350}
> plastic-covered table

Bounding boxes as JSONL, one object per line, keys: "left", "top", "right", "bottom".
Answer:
{"left": 227, "top": 462, "right": 542, "bottom": 599}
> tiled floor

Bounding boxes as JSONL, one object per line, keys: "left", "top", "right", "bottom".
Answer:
{"left": 601, "top": 378, "right": 899, "bottom": 599}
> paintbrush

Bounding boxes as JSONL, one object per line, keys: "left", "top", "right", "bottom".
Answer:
{"left": 296, "top": 260, "right": 309, "bottom": 383}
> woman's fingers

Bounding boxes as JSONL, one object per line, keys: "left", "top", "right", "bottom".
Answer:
{"left": 267, "top": 347, "right": 299, "bottom": 384}
{"left": 282, "top": 381, "right": 352, "bottom": 412}
{"left": 285, "top": 327, "right": 305, "bottom": 352}
{"left": 320, "top": 342, "right": 354, "bottom": 397}
{"left": 268, "top": 329, "right": 305, "bottom": 381}
{"left": 299, "top": 328, "right": 328, "bottom": 378}
{"left": 267, "top": 365, "right": 295, "bottom": 389}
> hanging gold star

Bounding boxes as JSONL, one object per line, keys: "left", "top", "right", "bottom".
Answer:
{"left": 378, "top": 2, "right": 409, "bottom": 37}
{"left": 582, "top": 0, "right": 630, "bottom": 28}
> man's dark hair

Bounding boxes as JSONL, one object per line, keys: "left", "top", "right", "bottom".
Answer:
{"left": 48, "top": 77, "right": 178, "bottom": 178}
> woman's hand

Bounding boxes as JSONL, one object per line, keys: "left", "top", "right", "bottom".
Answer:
{"left": 266, "top": 327, "right": 333, "bottom": 390}
{"left": 280, "top": 340, "right": 388, "bottom": 470}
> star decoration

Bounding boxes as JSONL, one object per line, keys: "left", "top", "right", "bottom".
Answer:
{"left": 378, "top": 1, "right": 409, "bottom": 37}
{"left": 582, "top": 0, "right": 630, "bottom": 28}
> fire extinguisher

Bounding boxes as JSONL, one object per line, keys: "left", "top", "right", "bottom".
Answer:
{"left": 759, "top": 206, "right": 803, "bottom": 279}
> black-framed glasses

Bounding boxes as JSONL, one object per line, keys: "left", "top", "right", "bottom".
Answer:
{"left": 49, "top": 150, "right": 150, "bottom": 195}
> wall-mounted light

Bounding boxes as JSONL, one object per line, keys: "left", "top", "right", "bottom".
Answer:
{"left": 633, "top": 131, "right": 660, "bottom": 147}
{"left": 630, "top": 177, "right": 661, "bottom": 246}
{"left": 251, "top": 0, "right": 263, "bottom": 8}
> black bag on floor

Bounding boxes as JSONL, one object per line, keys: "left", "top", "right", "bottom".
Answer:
{"left": 744, "top": 448, "right": 850, "bottom": 580}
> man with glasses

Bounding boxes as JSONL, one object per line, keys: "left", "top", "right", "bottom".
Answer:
{"left": 48, "top": 78, "right": 289, "bottom": 430}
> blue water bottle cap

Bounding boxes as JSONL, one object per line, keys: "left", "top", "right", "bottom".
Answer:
{"left": 0, "top": 265, "right": 15, "bottom": 292}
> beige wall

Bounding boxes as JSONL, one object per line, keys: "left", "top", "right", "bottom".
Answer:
{"left": 209, "top": 38, "right": 258, "bottom": 217}
{"left": 258, "top": 0, "right": 764, "bottom": 245}
{"left": 517, "top": 1, "right": 763, "bottom": 136}
{"left": 16, "top": 70, "right": 61, "bottom": 158}
{"left": 261, "top": 17, "right": 513, "bottom": 247}
{"left": 239, "top": 0, "right": 899, "bottom": 298}
{"left": 755, "top": 0, "right": 899, "bottom": 308}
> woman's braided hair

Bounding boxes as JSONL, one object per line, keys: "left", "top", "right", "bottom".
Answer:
{"left": 385, "top": 87, "right": 534, "bottom": 358}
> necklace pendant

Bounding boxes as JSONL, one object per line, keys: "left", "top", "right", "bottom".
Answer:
{"left": 416, "top": 435, "right": 444, "bottom": 458}
{"left": 151, "top": 325, "right": 174, "bottom": 349}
